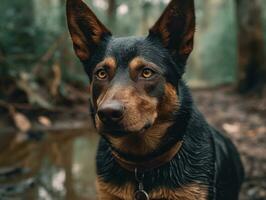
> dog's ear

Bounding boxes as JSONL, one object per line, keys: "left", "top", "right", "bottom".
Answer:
{"left": 149, "top": 0, "right": 195, "bottom": 65}
{"left": 66, "top": 0, "right": 111, "bottom": 62}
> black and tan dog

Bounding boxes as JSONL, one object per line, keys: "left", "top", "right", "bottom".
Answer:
{"left": 66, "top": 0, "right": 244, "bottom": 199}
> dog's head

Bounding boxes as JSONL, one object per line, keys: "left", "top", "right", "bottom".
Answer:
{"left": 67, "top": 0, "right": 195, "bottom": 155}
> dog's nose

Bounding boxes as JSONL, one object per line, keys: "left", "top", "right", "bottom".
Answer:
{"left": 97, "top": 101, "right": 124, "bottom": 124}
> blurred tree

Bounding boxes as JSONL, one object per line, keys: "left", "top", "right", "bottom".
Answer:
{"left": 107, "top": 0, "right": 117, "bottom": 30}
{"left": 187, "top": 0, "right": 237, "bottom": 87}
{"left": 0, "top": 0, "right": 35, "bottom": 73}
{"left": 141, "top": 1, "right": 152, "bottom": 35}
{"left": 236, "top": 0, "right": 266, "bottom": 94}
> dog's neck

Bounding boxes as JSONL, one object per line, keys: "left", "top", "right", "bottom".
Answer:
{"left": 111, "top": 140, "right": 183, "bottom": 172}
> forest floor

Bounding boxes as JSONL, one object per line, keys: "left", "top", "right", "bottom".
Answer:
{"left": 192, "top": 87, "right": 266, "bottom": 200}
{"left": 0, "top": 84, "right": 265, "bottom": 199}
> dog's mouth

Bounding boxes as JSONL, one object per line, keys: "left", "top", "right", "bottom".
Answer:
{"left": 100, "top": 122, "right": 153, "bottom": 138}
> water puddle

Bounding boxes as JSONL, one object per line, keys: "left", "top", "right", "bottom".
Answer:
{"left": 0, "top": 121, "right": 98, "bottom": 200}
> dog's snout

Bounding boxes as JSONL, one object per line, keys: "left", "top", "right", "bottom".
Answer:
{"left": 97, "top": 101, "right": 124, "bottom": 124}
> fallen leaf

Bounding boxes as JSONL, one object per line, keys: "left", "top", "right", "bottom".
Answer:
{"left": 13, "top": 112, "right": 31, "bottom": 132}
{"left": 222, "top": 123, "right": 240, "bottom": 134}
{"left": 38, "top": 116, "right": 52, "bottom": 127}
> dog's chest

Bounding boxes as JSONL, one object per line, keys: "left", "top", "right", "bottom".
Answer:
{"left": 96, "top": 178, "right": 208, "bottom": 200}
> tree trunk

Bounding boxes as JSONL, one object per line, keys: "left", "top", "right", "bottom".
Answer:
{"left": 141, "top": 1, "right": 151, "bottom": 35}
{"left": 107, "top": 0, "right": 117, "bottom": 30}
{"left": 235, "top": 0, "right": 266, "bottom": 94}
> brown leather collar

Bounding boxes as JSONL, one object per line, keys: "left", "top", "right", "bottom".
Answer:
{"left": 112, "top": 141, "right": 183, "bottom": 172}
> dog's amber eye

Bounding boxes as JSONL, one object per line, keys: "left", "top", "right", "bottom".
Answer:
{"left": 96, "top": 69, "right": 108, "bottom": 80}
{"left": 141, "top": 68, "right": 154, "bottom": 79}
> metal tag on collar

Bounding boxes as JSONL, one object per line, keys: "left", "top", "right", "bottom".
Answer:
{"left": 134, "top": 168, "right": 149, "bottom": 200}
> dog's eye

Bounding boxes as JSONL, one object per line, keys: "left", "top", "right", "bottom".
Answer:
{"left": 141, "top": 68, "right": 154, "bottom": 79}
{"left": 96, "top": 69, "right": 108, "bottom": 80}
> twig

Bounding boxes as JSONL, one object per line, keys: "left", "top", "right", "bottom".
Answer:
{"left": 0, "top": 100, "right": 93, "bottom": 115}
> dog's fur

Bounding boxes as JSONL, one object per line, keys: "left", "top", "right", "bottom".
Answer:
{"left": 66, "top": 0, "right": 244, "bottom": 199}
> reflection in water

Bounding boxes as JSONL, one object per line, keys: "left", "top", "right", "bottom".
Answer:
{"left": 0, "top": 122, "right": 98, "bottom": 200}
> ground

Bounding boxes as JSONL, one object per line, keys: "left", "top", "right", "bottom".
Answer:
{"left": 192, "top": 87, "right": 266, "bottom": 200}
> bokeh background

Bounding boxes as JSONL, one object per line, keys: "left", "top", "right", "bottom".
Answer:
{"left": 0, "top": 0, "right": 265, "bottom": 199}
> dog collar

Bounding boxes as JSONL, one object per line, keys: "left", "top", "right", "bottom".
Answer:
{"left": 111, "top": 140, "right": 183, "bottom": 172}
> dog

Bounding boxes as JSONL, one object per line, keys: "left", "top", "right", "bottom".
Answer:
{"left": 66, "top": 0, "right": 244, "bottom": 199}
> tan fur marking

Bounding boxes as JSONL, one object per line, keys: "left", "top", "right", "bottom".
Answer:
{"left": 150, "top": 184, "right": 208, "bottom": 200}
{"left": 158, "top": 83, "right": 180, "bottom": 120}
{"left": 129, "top": 57, "right": 161, "bottom": 71}
{"left": 109, "top": 122, "right": 172, "bottom": 155}
{"left": 97, "top": 178, "right": 208, "bottom": 200}
{"left": 96, "top": 57, "right": 116, "bottom": 71}
{"left": 96, "top": 178, "right": 134, "bottom": 200}
{"left": 75, "top": 48, "right": 90, "bottom": 60}
{"left": 72, "top": 34, "right": 85, "bottom": 47}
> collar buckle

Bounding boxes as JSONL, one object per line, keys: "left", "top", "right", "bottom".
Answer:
{"left": 134, "top": 168, "right": 149, "bottom": 200}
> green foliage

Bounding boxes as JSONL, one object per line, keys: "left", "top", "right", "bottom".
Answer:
{"left": 0, "top": 0, "right": 61, "bottom": 75}
{"left": 185, "top": 0, "right": 237, "bottom": 87}
{"left": 263, "top": 1, "right": 266, "bottom": 48}
{"left": 0, "top": 0, "right": 265, "bottom": 88}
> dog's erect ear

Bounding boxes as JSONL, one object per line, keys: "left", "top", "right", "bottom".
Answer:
{"left": 149, "top": 0, "right": 195, "bottom": 64}
{"left": 66, "top": 0, "right": 111, "bottom": 62}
